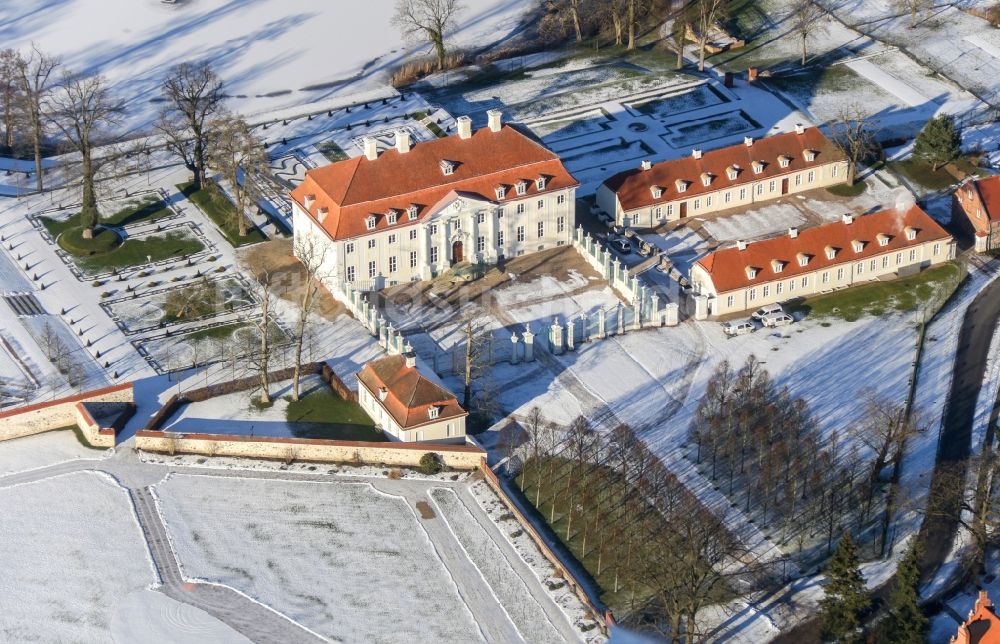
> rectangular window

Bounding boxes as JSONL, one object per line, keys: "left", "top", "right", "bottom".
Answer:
{"left": 822, "top": 272, "right": 829, "bottom": 284}
{"left": 896, "top": 252, "right": 902, "bottom": 265}
{"left": 409, "top": 229, "right": 417, "bottom": 240}
{"left": 388, "top": 234, "right": 396, "bottom": 244}
{"left": 498, "top": 230, "right": 504, "bottom": 247}
{"left": 909, "top": 249, "right": 917, "bottom": 261}
{"left": 776, "top": 282, "right": 783, "bottom": 295}
{"left": 801, "top": 276, "right": 808, "bottom": 288}
{"left": 557, "top": 216, "right": 565, "bottom": 233}
{"left": 368, "top": 261, "right": 376, "bottom": 278}
{"left": 749, "top": 288, "right": 757, "bottom": 301}
{"left": 388, "top": 256, "right": 397, "bottom": 273}
{"left": 430, "top": 247, "right": 438, "bottom": 264}
{"left": 769, "top": 180, "right": 776, "bottom": 193}
{"left": 763, "top": 285, "right": 770, "bottom": 298}
{"left": 788, "top": 279, "right": 795, "bottom": 292}
{"left": 557, "top": 194, "right": 566, "bottom": 205}
{"left": 933, "top": 243, "right": 940, "bottom": 256}
{"left": 837, "top": 267, "right": 845, "bottom": 281}
{"left": 537, "top": 221, "right": 544, "bottom": 238}
{"left": 693, "top": 198, "right": 701, "bottom": 210}
{"left": 346, "top": 242, "right": 355, "bottom": 254}
{"left": 756, "top": 184, "right": 764, "bottom": 196}
{"left": 808, "top": 170, "right": 815, "bottom": 183}
{"left": 477, "top": 212, "right": 485, "bottom": 224}
{"left": 655, "top": 206, "right": 663, "bottom": 219}
{"left": 706, "top": 195, "right": 713, "bottom": 207}
{"left": 724, "top": 191, "right": 731, "bottom": 204}
{"left": 430, "top": 224, "right": 438, "bottom": 235}
{"left": 740, "top": 188, "right": 747, "bottom": 200}
{"left": 667, "top": 204, "right": 674, "bottom": 216}
{"left": 367, "top": 239, "right": 376, "bottom": 250}
{"left": 346, "top": 266, "right": 355, "bottom": 282}
{"left": 857, "top": 262, "right": 864, "bottom": 275}
{"left": 832, "top": 165, "right": 839, "bottom": 177}
{"left": 870, "top": 259, "right": 876, "bottom": 271}
{"left": 882, "top": 256, "right": 889, "bottom": 268}
{"left": 537, "top": 199, "right": 544, "bottom": 210}
{"left": 517, "top": 226, "right": 525, "bottom": 242}
{"left": 409, "top": 251, "right": 417, "bottom": 268}
{"left": 476, "top": 236, "right": 485, "bottom": 252}
{"left": 726, "top": 295, "right": 734, "bottom": 308}
{"left": 795, "top": 174, "right": 802, "bottom": 186}
{"left": 497, "top": 208, "right": 504, "bottom": 218}
{"left": 516, "top": 203, "right": 525, "bottom": 215}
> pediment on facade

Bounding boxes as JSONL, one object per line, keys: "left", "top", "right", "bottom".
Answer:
{"left": 425, "top": 190, "right": 493, "bottom": 221}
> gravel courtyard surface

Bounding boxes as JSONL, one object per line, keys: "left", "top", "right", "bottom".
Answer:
{"left": 0, "top": 471, "right": 156, "bottom": 642}
{"left": 153, "top": 474, "right": 486, "bottom": 643}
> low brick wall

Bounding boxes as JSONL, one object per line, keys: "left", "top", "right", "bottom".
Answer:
{"left": 0, "top": 383, "right": 134, "bottom": 447}
{"left": 478, "top": 461, "right": 613, "bottom": 634}
{"left": 135, "top": 430, "right": 485, "bottom": 469}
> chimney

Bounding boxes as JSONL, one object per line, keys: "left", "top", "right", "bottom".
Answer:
{"left": 303, "top": 194, "right": 316, "bottom": 209}
{"left": 788, "top": 227, "right": 798, "bottom": 239}
{"left": 794, "top": 123, "right": 805, "bottom": 135}
{"left": 744, "top": 136, "right": 754, "bottom": 147}
{"left": 641, "top": 160, "right": 652, "bottom": 171}
{"left": 395, "top": 129, "right": 411, "bottom": 154}
{"left": 405, "top": 353, "right": 416, "bottom": 368}
{"left": 736, "top": 240, "right": 747, "bottom": 251}
{"left": 692, "top": 148, "right": 703, "bottom": 160}
{"left": 363, "top": 137, "right": 378, "bottom": 161}
{"left": 842, "top": 213, "right": 854, "bottom": 225}
{"left": 487, "top": 109, "right": 503, "bottom": 133}
{"left": 317, "top": 207, "right": 329, "bottom": 223}
{"left": 457, "top": 116, "right": 472, "bottom": 140}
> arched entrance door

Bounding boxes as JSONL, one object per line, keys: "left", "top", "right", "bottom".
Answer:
{"left": 451, "top": 240, "right": 464, "bottom": 265}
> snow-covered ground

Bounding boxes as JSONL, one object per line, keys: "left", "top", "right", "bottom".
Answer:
{"left": 153, "top": 473, "right": 487, "bottom": 643}
{"left": 1, "top": 0, "right": 534, "bottom": 127}
{"left": 0, "top": 471, "right": 156, "bottom": 642}
{"left": 0, "top": 429, "right": 108, "bottom": 477}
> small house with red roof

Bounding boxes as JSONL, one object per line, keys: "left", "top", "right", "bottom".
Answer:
{"left": 690, "top": 204, "right": 954, "bottom": 316}
{"left": 290, "top": 110, "right": 578, "bottom": 291}
{"left": 356, "top": 353, "right": 468, "bottom": 443}
{"left": 952, "top": 590, "right": 1000, "bottom": 644}
{"left": 596, "top": 125, "right": 849, "bottom": 229}
{"left": 954, "top": 175, "right": 1000, "bottom": 253}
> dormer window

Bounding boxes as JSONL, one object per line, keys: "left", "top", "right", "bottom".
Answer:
{"left": 778, "top": 155, "right": 791, "bottom": 168}
{"left": 877, "top": 233, "right": 891, "bottom": 247}
{"left": 386, "top": 209, "right": 399, "bottom": 225}
{"left": 675, "top": 179, "right": 689, "bottom": 193}
{"left": 701, "top": 172, "right": 713, "bottom": 187}
{"left": 796, "top": 252, "right": 810, "bottom": 267}
{"left": 904, "top": 226, "right": 918, "bottom": 241}
{"left": 851, "top": 240, "right": 864, "bottom": 253}
{"left": 536, "top": 176, "right": 547, "bottom": 190}
{"left": 378, "top": 387, "right": 388, "bottom": 402}
{"left": 752, "top": 161, "right": 764, "bottom": 174}
{"left": 515, "top": 180, "right": 528, "bottom": 196}
{"left": 440, "top": 160, "right": 455, "bottom": 176}
{"left": 726, "top": 165, "right": 740, "bottom": 180}
{"left": 495, "top": 185, "right": 506, "bottom": 200}
{"left": 745, "top": 266, "right": 759, "bottom": 280}
{"left": 825, "top": 245, "right": 837, "bottom": 260}
{"left": 651, "top": 185, "right": 663, "bottom": 199}
{"left": 771, "top": 259, "right": 785, "bottom": 273}
{"left": 804, "top": 149, "right": 817, "bottom": 162}
{"left": 408, "top": 205, "right": 419, "bottom": 220}
{"left": 428, "top": 406, "right": 440, "bottom": 419}
{"left": 366, "top": 215, "right": 377, "bottom": 231}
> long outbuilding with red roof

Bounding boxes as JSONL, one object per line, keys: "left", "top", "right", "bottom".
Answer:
{"left": 290, "top": 110, "right": 578, "bottom": 290}
{"left": 596, "top": 125, "right": 849, "bottom": 229}
{"left": 953, "top": 174, "right": 1000, "bottom": 253}
{"left": 691, "top": 204, "right": 955, "bottom": 316}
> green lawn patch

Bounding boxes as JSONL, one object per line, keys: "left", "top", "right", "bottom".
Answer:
{"left": 889, "top": 158, "right": 963, "bottom": 191}
{"left": 178, "top": 181, "right": 266, "bottom": 247}
{"left": 317, "top": 140, "right": 348, "bottom": 162}
{"left": 185, "top": 322, "right": 246, "bottom": 342}
{"left": 283, "top": 387, "right": 383, "bottom": 442}
{"left": 57, "top": 226, "right": 122, "bottom": 256}
{"left": 76, "top": 230, "right": 204, "bottom": 273}
{"left": 786, "top": 262, "right": 963, "bottom": 321}
{"left": 826, "top": 182, "right": 868, "bottom": 197}
{"left": 41, "top": 196, "right": 173, "bottom": 240}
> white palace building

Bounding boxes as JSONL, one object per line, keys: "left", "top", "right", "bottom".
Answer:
{"left": 290, "top": 110, "right": 578, "bottom": 292}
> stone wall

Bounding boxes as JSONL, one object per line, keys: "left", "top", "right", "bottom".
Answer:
{"left": 134, "top": 430, "right": 485, "bottom": 469}
{"left": 0, "top": 383, "right": 134, "bottom": 447}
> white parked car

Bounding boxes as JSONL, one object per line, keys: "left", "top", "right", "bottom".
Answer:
{"left": 751, "top": 303, "right": 784, "bottom": 321}
{"left": 761, "top": 312, "right": 794, "bottom": 328}
{"left": 722, "top": 319, "right": 756, "bottom": 337}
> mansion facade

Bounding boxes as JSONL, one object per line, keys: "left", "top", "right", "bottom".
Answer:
{"left": 290, "top": 111, "right": 578, "bottom": 291}
{"left": 597, "top": 125, "right": 849, "bottom": 229}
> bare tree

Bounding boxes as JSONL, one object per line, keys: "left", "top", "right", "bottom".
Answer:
{"left": 0, "top": 49, "right": 21, "bottom": 151}
{"left": 392, "top": 0, "right": 465, "bottom": 72}
{"left": 604, "top": 0, "right": 628, "bottom": 47}
{"left": 458, "top": 311, "right": 492, "bottom": 411}
{"left": 830, "top": 105, "right": 876, "bottom": 186}
{"left": 789, "top": 0, "right": 828, "bottom": 66}
{"left": 290, "top": 235, "right": 329, "bottom": 401}
{"left": 208, "top": 114, "right": 269, "bottom": 238}
{"left": 49, "top": 72, "right": 124, "bottom": 235}
{"left": 693, "top": 0, "right": 728, "bottom": 72}
{"left": 156, "top": 62, "right": 224, "bottom": 192}
{"left": 670, "top": 8, "right": 692, "bottom": 70}
{"left": 14, "top": 44, "right": 59, "bottom": 192}
{"left": 895, "top": 0, "right": 932, "bottom": 28}
{"left": 625, "top": 0, "right": 642, "bottom": 51}
{"left": 249, "top": 271, "right": 276, "bottom": 405}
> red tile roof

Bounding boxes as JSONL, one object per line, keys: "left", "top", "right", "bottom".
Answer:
{"left": 603, "top": 127, "right": 846, "bottom": 211}
{"left": 695, "top": 205, "right": 952, "bottom": 293}
{"left": 357, "top": 355, "right": 467, "bottom": 431}
{"left": 290, "top": 124, "right": 578, "bottom": 241}
{"left": 974, "top": 175, "right": 1000, "bottom": 223}
{"left": 954, "top": 591, "right": 1000, "bottom": 644}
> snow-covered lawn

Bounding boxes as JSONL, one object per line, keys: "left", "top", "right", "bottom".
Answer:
{"left": 0, "top": 471, "right": 156, "bottom": 642}
{"left": 2, "top": 0, "right": 534, "bottom": 125}
{"left": 431, "top": 487, "right": 565, "bottom": 644}
{"left": 0, "top": 429, "right": 108, "bottom": 477}
{"left": 153, "top": 474, "right": 485, "bottom": 643}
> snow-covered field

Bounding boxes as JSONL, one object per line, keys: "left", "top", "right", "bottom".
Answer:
{"left": 0, "top": 429, "right": 108, "bottom": 477}
{"left": 0, "top": 471, "right": 156, "bottom": 642}
{"left": 1, "top": 0, "right": 534, "bottom": 126}
{"left": 153, "top": 474, "right": 486, "bottom": 643}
